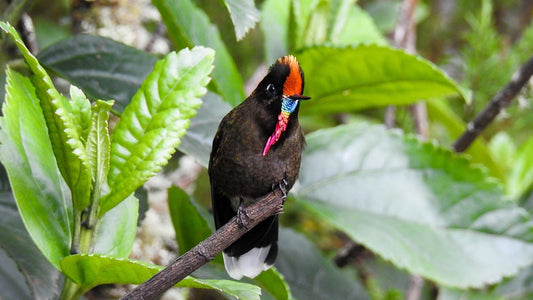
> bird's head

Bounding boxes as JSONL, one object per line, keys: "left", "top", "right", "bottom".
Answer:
{"left": 256, "top": 55, "right": 310, "bottom": 156}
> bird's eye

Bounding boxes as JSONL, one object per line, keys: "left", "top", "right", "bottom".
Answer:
{"left": 266, "top": 83, "right": 276, "bottom": 95}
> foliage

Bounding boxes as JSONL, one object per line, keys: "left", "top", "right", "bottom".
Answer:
{"left": 1, "top": 0, "right": 533, "bottom": 299}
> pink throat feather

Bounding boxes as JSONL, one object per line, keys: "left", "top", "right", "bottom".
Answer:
{"left": 262, "top": 111, "right": 290, "bottom": 156}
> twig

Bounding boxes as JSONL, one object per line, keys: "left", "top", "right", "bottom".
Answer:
{"left": 405, "top": 275, "right": 424, "bottom": 300}
{"left": 452, "top": 54, "right": 533, "bottom": 152}
{"left": 384, "top": 0, "right": 419, "bottom": 129}
{"left": 121, "top": 188, "right": 286, "bottom": 300}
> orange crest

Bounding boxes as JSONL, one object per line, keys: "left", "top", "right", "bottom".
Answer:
{"left": 278, "top": 55, "right": 303, "bottom": 96}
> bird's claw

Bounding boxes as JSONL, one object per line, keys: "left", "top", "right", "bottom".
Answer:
{"left": 236, "top": 204, "right": 251, "bottom": 229}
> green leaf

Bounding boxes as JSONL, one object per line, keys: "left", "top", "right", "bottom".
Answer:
{"left": 0, "top": 69, "right": 72, "bottom": 268}
{"left": 0, "top": 247, "right": 32, "bottom": 300}
{"left": 255, "top": 268, "right": 295, "bottom": 300}
{"left": 0, "top": 192, "right": 62, "bottom": 299}
{"left": 102, "top": 47, "right": 214, "bottom": 215}
{"left": 223, "top": 0, "right": 260, "bottom": 41}
{"left": 330, "top": 4, "right": 388, "bottom": 46}
{"left": 289, "top": 0, "right": 320, "bottom": 50}
{"left": 488, "top": 132, "right": 516, "bottom": 178}
{"left": 260, "top": 0, "right": 290, "bottom": 63}
{"left": 93, "top": 194, "right": 138, "bottom": 258}
{"left": 154, "top": 0, "right": 245, "bottom": 106}
{"left": 69, "top": 86, "right": 92, "bottom": 143}
{"left": 61, "top": 254, "right": 261, "bottom": 299}
{"left": 293, "top": 123, "right": 533, "bottom": 288}
{"left": 179, "top": 92, "right": 231, "bottom": 167}
{"left": 438, "top": 288, "right": 505, "bottom": 300}
{"left": 0, "top": 21, "right": 91, "bottom": 211}
{"left": 276, "top": 229, "right": 369, "bottom": 300}
{"left": 328, "top": 0, "right": 357, "bottom": 42}
{"left": 508, "top": 136, "right": 533, "bottom": 199}
{"left": 297, "top": 45, "right": 469, "bottom": 114}
{"left": 426, "top": 99, "right": 503, "bottom": 181}
{"left": 37, "top": 34, "right": 158, "bottom": 113}
{"left": 86, "top": 100, "right": 113, "bottom": 188}
{"left": 168, "top": 186, "right": 212, "bottom": 255}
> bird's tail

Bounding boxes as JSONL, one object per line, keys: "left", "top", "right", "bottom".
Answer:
{"left": 222, "top": 215, "right": 278, "bottom": 279}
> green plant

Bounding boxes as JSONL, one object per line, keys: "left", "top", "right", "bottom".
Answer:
{"left": 2, "top": 0, "right": 533, "bottom": 299}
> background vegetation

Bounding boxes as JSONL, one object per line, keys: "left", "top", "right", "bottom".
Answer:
{"left": 1, "top": 0, "right": 533, "bottom": 299}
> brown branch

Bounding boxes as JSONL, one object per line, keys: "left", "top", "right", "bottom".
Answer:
{"left": 384, "top": 0, "right": 419, "bottom": 129}
{"left": 452, "top": 54, "right": 533, "bottom": 152}
{"left": 121, "top": 188, "right": 286, "bottom": 300}
{"left": 405, "top": 275, "right": 424, "bottom": 300}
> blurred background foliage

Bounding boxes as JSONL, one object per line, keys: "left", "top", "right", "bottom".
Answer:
{"left": 1, "top": 0, "right": 533, "bottom": 299}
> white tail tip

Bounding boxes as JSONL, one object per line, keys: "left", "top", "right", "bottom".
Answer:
{"left": 223, "top": 246, "right": 273, "bottom": 280}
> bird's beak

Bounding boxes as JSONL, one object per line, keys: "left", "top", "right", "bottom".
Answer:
{"left": 287, "top": 94, "right": 311, "bottom": 101}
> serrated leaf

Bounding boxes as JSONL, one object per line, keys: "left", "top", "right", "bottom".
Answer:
{"left": 93, "top": 194, "right": 138, "bottom": 258}
{"left": 0, "top": 21, "right": 91, "bottom": 211}
{"left": 0, "top": 192, "right": 62, "bottom": 300}
{"left": 297, "top": 45, "right": 469, "bottom": 114}
{"left": 223, "top": 0, "right": 260, "bottom": 41}
{"left": 61, "top": 254, "right": 261, "bottom": 299}
{"left": 102, "top": 47, "right": 214, "bottom": 215}
{"left": 153, "top": 0, "right": 245, "bottom": 106}
{"left": 37, "top": 34, "right": 158, "bottom": 113}
{"left": 293, "top": 123, "right": 533, "bottom": 288}
{"left": 69, "top": 86, "right": 92, "bottom": 142}
{"left": 0, "top": 69, "right": 72, "bottom": 269}
{"left": 276, "top": 229, "right": 369, "bottom": 300}
{"left": 179, "top": 92, "right": 231, "bottom": 167}
{"left": 168, "top": 186, "right": 212, "bottom": 255}
{"left": 86, "top": 100, "right": 113, "bottom": 186}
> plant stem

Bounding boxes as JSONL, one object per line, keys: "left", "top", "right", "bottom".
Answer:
{"left": 59, "top": 277, "right": 80, "bottom": 300}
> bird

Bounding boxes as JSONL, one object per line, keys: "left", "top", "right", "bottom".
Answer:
{"left": 208, "top": 55, "right": 309, "bottom": 280}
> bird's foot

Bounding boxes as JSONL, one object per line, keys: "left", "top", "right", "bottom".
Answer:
{"left": 236, "top": 204, "right": 251, "bottom": 229}
{"left": 276, "top": 179, "right": 288, "bottom": 204}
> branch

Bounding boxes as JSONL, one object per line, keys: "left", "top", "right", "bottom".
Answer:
{"left": 121, "top": 188, "right": 286, "bottom": 300}
{"left": 384, "top": 0, "right": 419, "bottom": 128}
{"left": 452, "top": 54, "right": 533, "bottom": 152}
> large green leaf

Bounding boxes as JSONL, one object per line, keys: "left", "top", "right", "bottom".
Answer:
{"left": 102, "top": 47, "right": 214, "bottom": 215}
{"left": 61, "top": 254, "right": 261, "bottom": 299}
{"left": 0, "top": 69, "right": 72, "bottom": 268}
{"left": 154, "top": 0, "right": 245, "bottom": 106}
{"left": 168, "top": 186, "right": 212, "bottom": 255}
{"left": 293, "top": 123, "right": 533, "bottom": 288}
{"left": 37, "top": 34, "right": 158, "bottom": 113}
{"left": 0, "top": 191, "right": 62, "bottom": 300}
{"left": 0, "top": 21, "right": 91, "bottom": 211}
{"left": 260, "top": 0, "right": 290, "bottom": 63}
{"left": 222, "top": 0, "right": 260, "bottom": 41}
{"left": 298, "top": 45, "right": 469, "bottom": 114}
{"left": 93, "top": 194, "right": 138, "bottom": 258}
{"left": 179, "top": 92, "right": 231, "bottom": 167}
{"left": 276, "top": 229, "right": 369, "bottom": 300}
{"left": 0, "top": 247, "right": 32, "bottom": 300}
{"left": 508, "top": 135, "right": 533, "bottom": 199}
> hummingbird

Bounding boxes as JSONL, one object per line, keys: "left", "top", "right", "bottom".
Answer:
{"left": 209, "top": 55, "right": 309, "bottom": 280}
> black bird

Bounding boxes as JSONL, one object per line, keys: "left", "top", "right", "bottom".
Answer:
{"left": 209, "top": 55, "right": 309, "bottom": 279}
